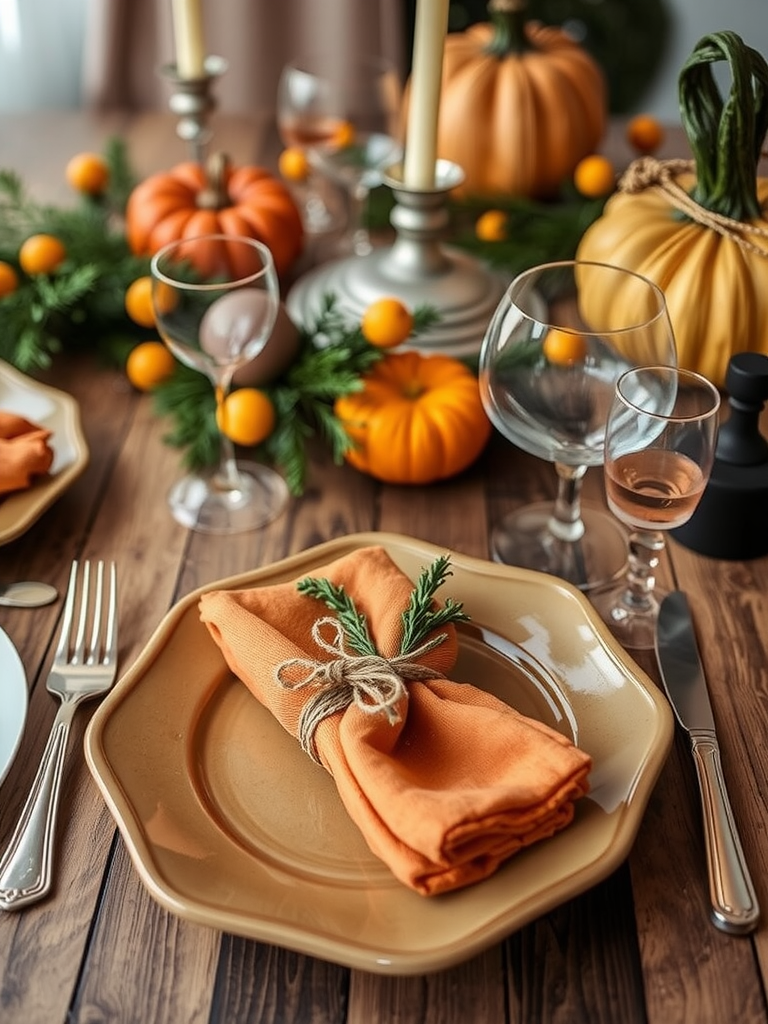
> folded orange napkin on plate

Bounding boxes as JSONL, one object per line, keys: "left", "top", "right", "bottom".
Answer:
{"left": 199, "top": 545, "right": 592, "bottom": 896}
{"left": 0, "top": 411, "right": 54, "bottom": 496}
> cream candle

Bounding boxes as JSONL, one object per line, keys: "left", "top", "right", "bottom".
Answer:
{"left": 403, "top": 0, "right": 449, "bottom": 190}
{"left": 171, "top": 0, "right": 207, "bottom": 79}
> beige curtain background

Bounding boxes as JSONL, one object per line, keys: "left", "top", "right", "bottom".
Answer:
{"left": 82, "top": 0, "right": 407, "bottom": 117}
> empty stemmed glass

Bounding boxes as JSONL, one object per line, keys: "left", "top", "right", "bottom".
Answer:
{"left": 150, "top": 234, "right": 289, "bottom": 534}
{"left": 592, "top": 365, "right": 721, "bottom": 649}
{"left": 479, "top": 260, "right": 678, "bottom": 591}
{"left": 277, "top": 54, "right": 402, "bottom": 253}
{"left": 309, "top": 130, "right": 402, "bottom": 256}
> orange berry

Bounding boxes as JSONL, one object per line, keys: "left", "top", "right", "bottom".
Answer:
{"left": 125, "top": 341, "right": 176, "bottom": 391}
{"left": 626, "top": 114, "right": 665, "bottom": 154}
{"left": 18, "top": 234, "right": 67, "bottom": 275}
{"left": 543, "top": 328, "right": 588, "bottom": 366}
{"left": 0, "top": 261, "right": 19, "bottom": 297}
{"left": 66, "top": 152, "right": 110, "bottom": 195}
{"left": 331, "top": 120, "right": 356, "bottom": 148}
{"left": 475, "top": 210, "right": 508, "bottom": 242}
{"left": 278, "top": 147, "right": 310, "bottom": 182}
{"left": 573, "top": 155, "right": 616, "bottom": 198}
{"left": 361, "top": 297, "right": 414, "bottom": 349}
{"left": 125, "top": 277, "right": 155, "bottom": 328}
{"left": 125, "top": 276, "right": 176, "bottom": 328}
{"left": 216, "top": 388, "right": 276, "bottom": 446}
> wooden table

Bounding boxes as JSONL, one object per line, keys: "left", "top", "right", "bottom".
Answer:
{"left": 1, "top": 112, "right": 768, "bottom": 1024}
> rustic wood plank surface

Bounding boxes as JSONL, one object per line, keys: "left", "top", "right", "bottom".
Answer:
{"left": 1, "top": 112, "right": 768, "bottom": 1024}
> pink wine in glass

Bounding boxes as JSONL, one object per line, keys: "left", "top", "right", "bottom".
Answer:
{"left": 605, "top": 449, "right": 707, "bottom": 530}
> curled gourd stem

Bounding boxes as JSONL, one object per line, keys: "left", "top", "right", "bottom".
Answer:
{"left": 197, "top": 151, "right": 230, "bottom": 210}
{"left": 485, "top": 0, "right": 530, "bottom": 58}
{"left": 678, "top": 30, "right": 768, "bottom": 221}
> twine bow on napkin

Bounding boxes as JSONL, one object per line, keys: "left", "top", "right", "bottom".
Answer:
{"left": 276, "top": 615, "right": 448, "bottom": 761}
{"left": 199, "top": 546, "right": 592, "bottom": 897}
{"left": 0, "top": 412, "right": 54, "bottom": 496}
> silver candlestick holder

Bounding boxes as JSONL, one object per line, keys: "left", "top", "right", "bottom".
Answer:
{"left": 160, "top": 55, "right": 228, "bottom": 164}
{"left": 286, "top": 160, "right": 507, "bottom": 358}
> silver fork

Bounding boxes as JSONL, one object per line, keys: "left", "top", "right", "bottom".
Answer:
{"left": 0, "top": 559, "right": 118, "bottom": 910}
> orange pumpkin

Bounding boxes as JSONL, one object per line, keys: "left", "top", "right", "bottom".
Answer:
{"left": 417, "top": 0, "right": 607, "bottom": 198}
{"left": 334, "top": 351, "right": 492, "bottom": 484}
{"left": 125, "top": 152, "right": 304, "bottom": 278}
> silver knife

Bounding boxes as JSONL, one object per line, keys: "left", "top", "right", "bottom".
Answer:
{"left": 655, "top": 590, "right": 759, "bottom": 934}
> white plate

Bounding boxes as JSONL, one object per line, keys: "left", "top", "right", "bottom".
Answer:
{"left": 0, "top": 360, "right": 89, "bottom": 545}
{"left": 0, "top": 625, "right": 28, "bottom": 787}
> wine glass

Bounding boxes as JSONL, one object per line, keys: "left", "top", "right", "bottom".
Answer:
{"left": 591, "top": 365, "right": 720, "bottom": 650}
{"left": 478, "top": 260, "right": 678, "bottom": 591}
{"left": 308, "top": 130, "right": 402, "bottom": 256}
{"left": 150, "top": 234, "right": 289, "bottom": 534}
{"left": 277, "top": 54, "right": 402, "bottom": 252}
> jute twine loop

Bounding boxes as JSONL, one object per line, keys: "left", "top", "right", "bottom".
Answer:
{"left": 618, "top": 155, "right": 768, "bottom": 257}
{"left": 275, "top": 617, "right": 448, "bottom": 764}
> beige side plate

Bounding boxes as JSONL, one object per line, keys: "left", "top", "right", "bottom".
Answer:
{"left": 0, "top": 360, "right": 89, "bottom": 545}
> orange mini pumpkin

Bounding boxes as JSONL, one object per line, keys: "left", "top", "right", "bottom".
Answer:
{"left": 415, "top": 0, "right": 607, "bottom": 198}
{"left": 334, "top": 350, "right": 492, "bottom": 485}
{"left": 125, "top": 152, "right": 304, "bottom": 279}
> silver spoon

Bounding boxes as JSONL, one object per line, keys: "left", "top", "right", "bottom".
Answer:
{"left": 0, "top": 581, "right": 58, "bottom": 608}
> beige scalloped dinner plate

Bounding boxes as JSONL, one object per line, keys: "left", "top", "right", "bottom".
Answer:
{"left": 85, "top": 533, "right": 674, "bottom": 975}
{"left": 0, "top": 360, "right": 89, "bottom": 544}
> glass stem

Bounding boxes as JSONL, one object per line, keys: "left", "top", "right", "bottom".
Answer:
{"left": 349, "top": 184, "right": 371, "bottom": 256}
{"left": 548, "top": 463, "right": 587, "bottom": 542}
{"left": 213, "top": 371, "right": 241, "bottom": 494}
{"left": 621, "top": 529, "right": 666, "bottom": 612}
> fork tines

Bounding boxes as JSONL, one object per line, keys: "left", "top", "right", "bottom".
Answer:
{"left": 57, "top": 560, "right": 118, "bottom": 668}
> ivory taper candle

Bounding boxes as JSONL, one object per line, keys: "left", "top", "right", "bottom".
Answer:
{"left": 171, "top": 0, "right": 207, "bottom": 79}
{"left": 403, "top": 0, "right": 449, "bottom": 189}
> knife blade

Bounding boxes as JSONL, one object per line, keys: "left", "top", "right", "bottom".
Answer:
{"left": 655, "top": 590, "right": 759, "bottom": 935}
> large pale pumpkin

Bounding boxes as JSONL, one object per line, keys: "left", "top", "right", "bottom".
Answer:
{"left": 334, "top": 351, "right": 491, "bottom": 484}
{"left": 422, "top": 0, "right": 606, "bottom": 198}
{"left": 125, "top": 152, "right": 304, "bottom": 279}
{"left": 577, "top": 31, "right": 768, "bottom": 387}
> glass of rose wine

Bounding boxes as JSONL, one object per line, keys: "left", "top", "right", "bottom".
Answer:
{"left": 592, "top": 365, "right": 721, "bottom": 649}
{"left": 276, "top": 54, "right": 402, "bottom": 246}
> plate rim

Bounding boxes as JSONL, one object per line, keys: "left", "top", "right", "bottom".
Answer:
{"left": 0, "top": 359, "right": 89, "bottom": 545}
{"left": 0, "top": 624, "right": 28, "bottom": 787}
{"left": 85, "top": 532, "right": 674, "bottom": 974}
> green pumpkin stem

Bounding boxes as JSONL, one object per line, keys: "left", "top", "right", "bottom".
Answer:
{"left": 484, "top": 0, "right": 531, "bottom": 58}
{"left": 679, "top": 31, "right": 768, "bottom": 221}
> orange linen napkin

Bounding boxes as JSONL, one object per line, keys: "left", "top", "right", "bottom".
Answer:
{"left": 0, "top": 412, "right": 54, "bottom": 496}
{"left": 199, "top": 545, "right": 592, "bottom": 896}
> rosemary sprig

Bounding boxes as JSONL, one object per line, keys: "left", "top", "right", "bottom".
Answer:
{"left": 399, "top": 554, "right": 469, "bottom": 655}
{"left": 296, "top": 577, "right": 377, "bottom": 656}
{"left": 297, "top": 554, "right": 469, "bottom": 659}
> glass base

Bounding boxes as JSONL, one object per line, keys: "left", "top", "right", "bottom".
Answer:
{"left": 490, "top": 501, "right": 628, "bottom": 592}
{"left": 296, "top": 185, "right": 346, "bottom": 236}
{"left": 168, "top": 461, "right": 289, "bottom": 535}
{"left": 590, "top": 583, "right": 667, "bottom": 651}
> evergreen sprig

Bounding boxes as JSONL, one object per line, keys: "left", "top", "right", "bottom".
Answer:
{"left": 297, "top": 554, "right": 469, "bottom": 660}
{"left": 0, "top": 139, "right": 148, "bottom": 371}
{"left": 399, "top": 554, "right": 469, "bottom": 655}
{"left": 296, "top": 577, "right": 377, "bottom": 656}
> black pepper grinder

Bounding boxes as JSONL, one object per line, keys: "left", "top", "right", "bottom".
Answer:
{"left": 672, "top": 351, "right": 768, "bottom": 559}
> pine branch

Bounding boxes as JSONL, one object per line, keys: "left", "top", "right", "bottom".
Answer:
{"left": 399, "top": 555, "right": 470, "bottom": 656}
{"left": 296, "top": 578, "right": 377, "bottom": 656}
